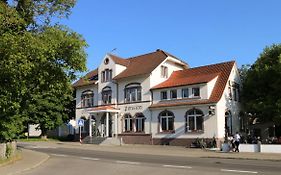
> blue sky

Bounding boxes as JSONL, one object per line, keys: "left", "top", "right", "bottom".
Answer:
{"left": 60, "top": 0, "right": 281, "bottom": 72}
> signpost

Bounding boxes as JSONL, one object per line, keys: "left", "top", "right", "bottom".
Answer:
{"left": 77, "top": 119, "right": 84, "bottom": 144}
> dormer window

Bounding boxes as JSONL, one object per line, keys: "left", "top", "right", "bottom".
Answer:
{"left": 161, "top": 65, "right": 168, "bottom": 78}
{"left": 101, "top": 69, "right": 112, "bottom": 83}
{"left": 170, "top": 89, "right": 177, "bottom": 99}
{"left": 182, "top": 88, "right": 189, "bottom": 98}
{"left": 192, "top": 87, "right": 200, "bottom": 97}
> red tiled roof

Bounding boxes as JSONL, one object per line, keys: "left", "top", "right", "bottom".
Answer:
{"left": 113, "top": 50, "right": 173, "bottom": 80}
{"left": 150, "top": 61, "right": 235, "bottom": 108}
{"left": 72, "top": 69, "right": 98, "bottom": 88}
{"left": 87, "top": 106, "right": 119, "bottom": 112}
{"left": 152, "top": 73, "right": 219, "bottom": 89}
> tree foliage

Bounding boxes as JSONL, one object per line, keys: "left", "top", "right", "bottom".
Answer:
{"left": 0, "top": 0, "right": 87, "bottom": 142}
{"left": 242, "top": 44, "right": 281, "bottom": 125}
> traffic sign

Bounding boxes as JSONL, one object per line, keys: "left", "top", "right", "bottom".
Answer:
{"left": 77, "top": 119, "right": 84, "bottom": 127}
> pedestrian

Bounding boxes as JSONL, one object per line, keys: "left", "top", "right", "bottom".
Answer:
{"left": 234, "top": 132, "right": 241, "bottom": 152}
{"left": 228, "top": 135, "right": 235, "bottom": 151}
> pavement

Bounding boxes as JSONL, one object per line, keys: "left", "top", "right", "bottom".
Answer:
{"left": 1, "top": 141, "right": 281, "bottom": 175}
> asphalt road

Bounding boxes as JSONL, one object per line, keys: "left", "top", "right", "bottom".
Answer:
{"left": 19, "top": 143, "right": 281, "bottom": 175}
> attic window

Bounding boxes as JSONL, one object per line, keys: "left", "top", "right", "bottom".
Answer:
{"left": 104, "top": 58, "right": 109, "bottom": 65}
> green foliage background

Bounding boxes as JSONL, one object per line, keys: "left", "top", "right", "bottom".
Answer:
{"left": 242, "top": 44, "right": 281, "bottom": 125}
{"left": 0, "top": 0, "right": 87, "bottom": 142}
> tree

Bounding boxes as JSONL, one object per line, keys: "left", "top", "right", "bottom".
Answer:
{"left": 0, "top": 0, "right": 87, "bottom": 141}
{"left": 242, "top": 44, "right": 281, "bottom": 125}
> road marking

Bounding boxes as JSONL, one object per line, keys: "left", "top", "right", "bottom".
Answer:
{"left": 221, "top": 169, "right": 258, "bottom": 174}
{"left": 116, "top": 160, "right": 140, "bottom": 165}
{"left": 163, "top": 165, "right": 192, "bottom": 169}
{"left": 28, "top": 146, "right": 56, "bottom": 149}
{"left": 51, "top": 154, "right": 68, "bottom": 157}
{"left": 80, "top": 157, "right": 100, "bottom": 161}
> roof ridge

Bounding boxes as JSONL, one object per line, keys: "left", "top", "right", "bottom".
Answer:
{"left": 174, "top": 60, "right": 235, "bottom": 73}
{"left": 126, "top": 49, "right": 166, "bottom": 60}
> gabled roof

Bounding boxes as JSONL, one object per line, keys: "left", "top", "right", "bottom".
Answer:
{"left": 72, "top": 68, "right": 98, "bottom": 88}
{"left": 150, "top": 61, "right": 235, "bottom": 108}
{"left": 108, "top": 54, "right": 129, "bottom": 67}
{"left": 152, "top": 73, "right": 219, "bottom": 89}
{"left": 113, "top": 49, "right": 184, "bottom": 80}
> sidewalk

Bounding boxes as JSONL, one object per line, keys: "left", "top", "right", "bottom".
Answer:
{"left": 0, "top": 149, "right": 49, "bottom": 175}
{"left": 22, "top": 141, "right": 281, "bottom": 161}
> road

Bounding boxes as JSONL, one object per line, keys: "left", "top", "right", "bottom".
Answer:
{"left": 18, "top": 143, "right": 281, "bottom": 175}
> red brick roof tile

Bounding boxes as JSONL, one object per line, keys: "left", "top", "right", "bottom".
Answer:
{"left": 113, "top": 50, "right": 172, "bottom": 80}
{"left": 150, "top": 61, "right": 235, "bottom": 108}
{"left": 72, "top": 69, "right": 98, "bottom": 88}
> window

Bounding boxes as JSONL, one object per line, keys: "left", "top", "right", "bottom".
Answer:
{"left": 81, "top": 90, "right": 94, "bottom": 108}
{"left": 159, "top": 111, "right": 174, "bottom": 132}
{"left": 161, "top": 65, "right": 168, "bottom": 78}
{"left": 102, "top": 87, "right": 112, "bottom": 104}
{"left": 124, "top": 83, "right": 141, "bottom": 103}
{"left": 182, "top": 88, "right": 189, "bottom": 98}
{"left": 233, "top": 83, "right": 240, "bottom": 101}
{"left": 135, "top": 113, "right": 145, "bottom": 132}
{"left": 160, "top": 91, "right": 167, "bottom": 100}
{"left": 192, "top": 87, "right": 200, "bottom": 97}
{"left": 101, "top": 69, "right": 112, "bottom": 83}
{"left": 170, "top": 89, "right": 177, "bottom": 99}
{"left": 124, "top": 114, "right": 133, "bottom": 132}
{"left": 186, "top": 109, "right": 204, "bottom": 132}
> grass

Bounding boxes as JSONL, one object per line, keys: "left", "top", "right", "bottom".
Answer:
{"left": 0, "top": 150, "right": 22, "bottom": 167}
{"left": 17, "top": 137, "right": 60, "bottom": 142}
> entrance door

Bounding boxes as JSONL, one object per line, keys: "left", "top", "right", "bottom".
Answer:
{"left": 101, "top": 113, "right": 112, "bottom": 137}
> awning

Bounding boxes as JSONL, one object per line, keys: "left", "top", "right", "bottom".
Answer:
{"left": 87, "top": 106, "right": 120, "bottom": 113}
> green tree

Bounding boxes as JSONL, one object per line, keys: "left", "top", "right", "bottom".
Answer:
{"left": 242, "top": 44, "right": 281, "bottom": 125}
{"left": 0, "top": 0, "right": 87, "bottom": 141}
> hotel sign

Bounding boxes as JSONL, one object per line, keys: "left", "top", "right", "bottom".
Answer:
{"left": 124, "top": 105, "right": 143, "bottom": 112}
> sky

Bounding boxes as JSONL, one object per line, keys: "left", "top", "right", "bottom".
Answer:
{"left": 60, "top": 0, "right": 281, "bottom": 72}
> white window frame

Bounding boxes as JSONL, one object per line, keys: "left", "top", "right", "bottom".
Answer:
{"left": 192, "top": 87, "right": 200, "bottom": 97}
{"left": 135, "top": 116, "right": 145, "bottom": 132}
{"left": 161, "top": 65, "right": 168, "bottom": 78}
{"left": 170, "top": 89, "right": 177, "bottom": 99}
{"left": 186, "top": 109, "right": 203, "bottom": 132}
{"left": 124, "top": 115, "right": 133, "bottom": 132}
{"left": 182, "top": 88, "right": 189, "bottom": 98}
{"left": 159, "top": 111, "right": 174, "bottom": 132}
{"left": 160, "top": 91, "right": 167, "bottom": 100}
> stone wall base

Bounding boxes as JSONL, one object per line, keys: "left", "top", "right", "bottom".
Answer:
{"left": 118, "top": 134, "right": 152, "bottom": 145}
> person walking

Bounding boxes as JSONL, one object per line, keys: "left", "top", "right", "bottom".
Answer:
{"left": 234, "top": 132, "right": 241, "bottom": 152}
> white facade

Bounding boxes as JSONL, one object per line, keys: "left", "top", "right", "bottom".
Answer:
{"left": 74, "top": 50, "right": 241, "bottom": 146}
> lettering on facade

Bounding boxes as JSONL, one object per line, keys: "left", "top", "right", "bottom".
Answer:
{"left": 124, "top": 106, "right": 143, "bottom": 112}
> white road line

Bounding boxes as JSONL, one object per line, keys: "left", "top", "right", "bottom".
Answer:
{"left": 163, "top": 165, "right": 192, "bottom": 169}
{"left": 221, "top": 169, "right": 258, "bottom": 174}
{"left": 116, "top": 160, "right": 140, "bottom": 165}
{"left": 80, "top": 157, "right": 100, "bottom": 161}
{"left": 50, "top": 154, "right": 68, "bottom": 157}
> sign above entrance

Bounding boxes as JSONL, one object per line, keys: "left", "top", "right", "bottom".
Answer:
{"left": 124, "top": 105, "right": 143, "bottom": 112}
{"left": 77, "top": 119, "right": 84, "bottom": 127}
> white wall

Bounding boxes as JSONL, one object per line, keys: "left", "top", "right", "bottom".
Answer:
{"left": 150, "top": 57, "right": 184, "bottom": 88}
{"left": 150, "top": 105, "right": 217, "bottom": 138}
{"left": 216, "top": 63, "right": 241, "bottom": 138}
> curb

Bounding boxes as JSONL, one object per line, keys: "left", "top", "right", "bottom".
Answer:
{"left": 11, "top": 149, "right": 50, "bottom": 175}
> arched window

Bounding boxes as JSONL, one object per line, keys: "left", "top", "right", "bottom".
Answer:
{"left": 102, "top": 86, "right": 112, "bottom": 104}
{"left": 124, "top": 83, "right": 141, "bottom": 103}
{"left": 159, "top": 110, "right": 174, "bottom": 132}
{"left": 124, "top": 114, "right": 133, "bottom": 132}
{"left": 81, "top": 90, "right": 94, "bottom": 108}
{"left": 186, "top": 109, "right": 204, "bottom": 132}
{"left": 135, "top": 113, "right": 145, "bottom": 132}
